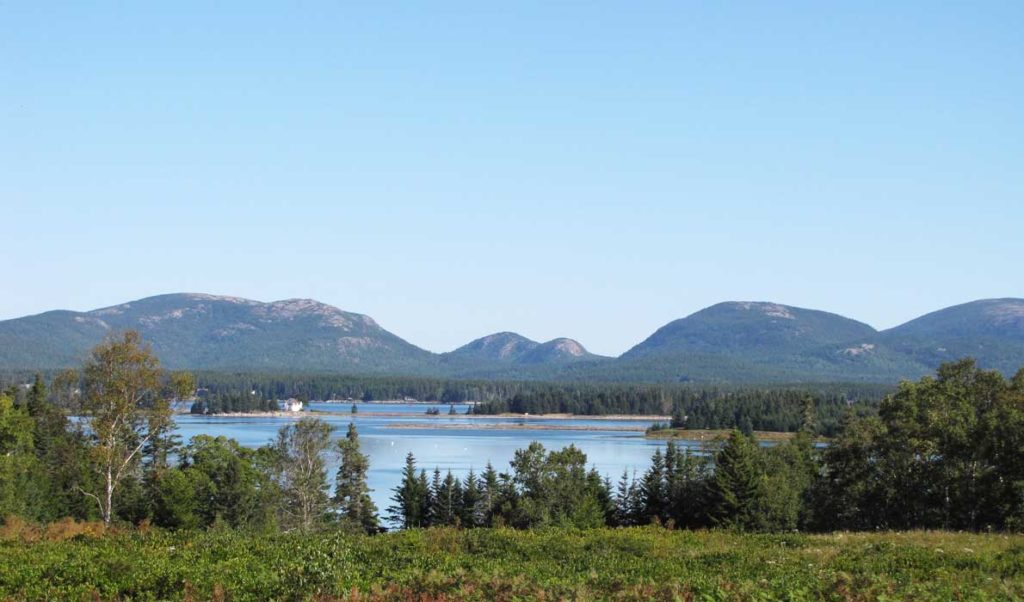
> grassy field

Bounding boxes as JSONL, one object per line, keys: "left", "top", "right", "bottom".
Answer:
{"left": 1, "top": 526, "right": 1022, "bottom": 601}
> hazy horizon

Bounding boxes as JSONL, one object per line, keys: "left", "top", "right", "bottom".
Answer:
{"left": 3, "top": 3, "right": 1022, "bottom": 356}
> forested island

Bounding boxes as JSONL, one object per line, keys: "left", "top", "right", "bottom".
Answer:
{"left": 155, "top": 371, "right": 885, "bottom": 435}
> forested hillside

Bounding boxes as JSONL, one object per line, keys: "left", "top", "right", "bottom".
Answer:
{"left": 1, "top": 294, "right": 1023, "bottom": 383}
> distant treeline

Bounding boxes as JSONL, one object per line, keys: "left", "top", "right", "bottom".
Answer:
{"left": 1, "top": 370, "right": 891, "bottom": 434}
{"left": 473, "top": 384, "right": 884, "bottom": 436}
{"left": 191, "top": 372, "right": 526, "bottom": 404}
{"left": 182, "top": 372, "right": 888, "bottom": 434}
{"left": 189, "top": 392, "right": 278, "bottom": 414}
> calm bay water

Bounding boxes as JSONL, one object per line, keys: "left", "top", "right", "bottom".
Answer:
{"left": 172, "top": 402, "right": 699, "bottom": 519}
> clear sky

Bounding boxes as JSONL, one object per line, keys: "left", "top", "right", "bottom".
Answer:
{"left": 2, "top": 2, "right": 1022, "bottom": 356}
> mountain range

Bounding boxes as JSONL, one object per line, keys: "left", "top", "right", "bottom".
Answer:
{"left": 1, "top": 293, "right": 1022, "bottom": 383}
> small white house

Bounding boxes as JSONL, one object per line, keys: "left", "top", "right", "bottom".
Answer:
{"left": 279, "top": 398, "right": 304, "bottom": 412}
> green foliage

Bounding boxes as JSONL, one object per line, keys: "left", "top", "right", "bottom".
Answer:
{"left": 4, "top": 337, "right": 1024, "bottom": 547}
{"left": 1, "top": 528, "right": 1022, "bottom": 600}
{"left": 270, "top": 418, "right": 334, "bottom": 532}
{"left": 0, "top": 394, "right": 43, "bottom": 519}
{"left": 818, "top": 358, "right": 1024, "bottom": 531}
{"left": 80, "top": 331, "right": 179, "bottom": 525}
{"left": 164, "top": 435, "right": 278, "bottom": 530}
{"left": 386, "top": 453, "right": 426, "bottom": 529}
{"left": 334, "top": 424, "right": 378, "bottom": 533}
{"left": 708, "top": 431, "right": 763, "bottom": 530}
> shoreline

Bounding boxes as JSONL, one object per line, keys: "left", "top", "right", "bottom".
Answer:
{"left": 644, "top": 428, "right": 820, "bottom": 442}
{"left": 184, "top": 410, "right": 670, "bottom": 421}
{"left": 384, "top": 422, "right": 646, "bottom": 432}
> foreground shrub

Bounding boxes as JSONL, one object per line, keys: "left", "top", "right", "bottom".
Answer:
{"left": 1, "top": 528, "right": 1022, "bottom": 601}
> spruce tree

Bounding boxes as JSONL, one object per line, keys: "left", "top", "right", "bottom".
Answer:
{"left": 26, "top": 373, "right": 46, "bottom": 417}
{"left": 419, "top": 469, "right": 433, "bottom": 526}
{"left": 427, "top": 468, "right": 443, "bottom": 526}
{"left": 386, "top": 452, "right": 423, "bottom": 529}
{"left": 334, "top": 423, "right": 378, "bottom": 533}
{"left": 434, "top": 471, "right": 463, "bottom": 526}
{"left": 708, "top": 430, "right": 763, "bottom": 530}
{"left": 639, "top": 448, "right": 667, "bottom": 524}
{"left": 479, "top": 462, "right": 500, "bottom": 526}
{"left": 461, "top": 469, "right": 481, "bottom": 527}
{"left": 614, "top": 469, "right": 642, "bottom": 526}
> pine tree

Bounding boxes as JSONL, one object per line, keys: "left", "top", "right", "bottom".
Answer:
{"left": 801, "top": 396, "right": 819, "bottom": 435}
{"left": 420, "top": 469, "right": 434, "bottom": 526}
{"left": 708, "top": 430, "right": 763, "bottom": 530}
{"left": 334, "top": 423, "right": 378, "bottom": 533}
{"left": 614, "top": 469, "right": 642, "bottom": 526}
{"left": 26, "top": 373, "right": 46, "bottom": 417}
{"left": 461, "top": 469, "right": 481, "bottom": 527}
{"left": 479, "top": 462, "right": 500, "bottom": 527}
{"left": 639, "top": 448, "right": 667, "bottom": 524}
{"left": 386, "top": 452, "right": 424, "bottom": 529}
{"left": 434, "top": 471, "right": 463, "bottom": 526}
{"left": 426, "top": 468, "right": 443, "bottom": 526}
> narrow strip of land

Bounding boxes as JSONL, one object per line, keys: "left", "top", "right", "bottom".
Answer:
{"left": 188, "top": 410, "right": 670, "bottom": 421}
{"left": 645, "top": 428, "right": 800, "bottom": 441}
{"left": 384, "top": 422, "right": 646, "bottom": 432}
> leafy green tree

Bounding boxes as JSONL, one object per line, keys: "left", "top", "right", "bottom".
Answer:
{"left": 818, "top": 359, "right": 1024, "bottom": 531}
{"left": 270, "top": 417, "right": 333, "bottom": 531}
{"left": 149, "top": 468, "right": 204, "bottom": 530}
{"left": 79, "top": 331, "right": 189, "bottom": 525}
{"left": 334, "top": 423, "right": 378, "bottom": 533}
{"left": 507, "top": 442, "right": 609, "bottom": 529}
{"left": 0, "top": 394, "right": 44, "bottom": 519}
{"left": 814, "top": 410, "right": 887, "bottom": 530}
{"left": 756, "top": 432, "right": 819, "bottom": 531}
{"left": 180, "top": 435, "right": 276, "bottom": 529}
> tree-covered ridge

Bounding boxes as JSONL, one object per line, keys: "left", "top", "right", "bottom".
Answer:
{"left": 0, "top": 293, "right": 434, "bottom": 373}
{"left": 443, "top": 331, "right": 607, "bottom": 365}
{"left": 1, "top": 293, "right": 1023, "bottom": 383}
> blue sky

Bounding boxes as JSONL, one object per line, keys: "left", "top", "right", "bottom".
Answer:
{"left": 2, "top": 2, "right": 1022, "bottom": 356}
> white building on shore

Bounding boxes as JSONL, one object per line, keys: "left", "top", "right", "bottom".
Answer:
{"left": 279, "top": 398, "right": 304, "bottom": 412}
